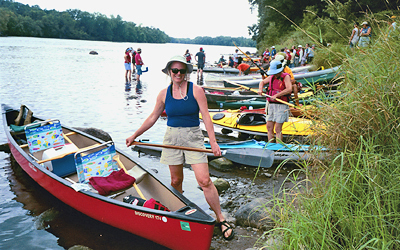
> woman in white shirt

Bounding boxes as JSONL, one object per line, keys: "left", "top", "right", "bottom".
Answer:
{"left": 349, "top": 22, "right": 359, "bottom": 48}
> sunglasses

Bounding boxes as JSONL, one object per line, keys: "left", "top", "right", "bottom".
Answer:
{"left": 171, "top": 68, "right": 187, "bottom": 74}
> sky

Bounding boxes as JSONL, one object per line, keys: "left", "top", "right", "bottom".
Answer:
{"left": 16, "top": 0, "right": 259, "bottom": 39}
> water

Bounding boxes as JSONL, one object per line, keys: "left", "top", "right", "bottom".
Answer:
{"left": 0, "top": 37, "right": 256, "bottom": 249}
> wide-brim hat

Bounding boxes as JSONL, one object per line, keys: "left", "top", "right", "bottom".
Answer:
{"left": 267, "top": 60, "right": 284, "bottom": 75}
{"left": 273, "top": 54, "right": 287, "bottom": 67}
{"left": 362, "top": 21, "right": 368, "bottom": 25}
{"left": 162, "top": 55, "right": 193, "bottom": 75}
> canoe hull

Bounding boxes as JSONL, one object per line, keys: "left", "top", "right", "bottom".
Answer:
{"left": 2, "top": 104, "right": 214, "bottom": 250}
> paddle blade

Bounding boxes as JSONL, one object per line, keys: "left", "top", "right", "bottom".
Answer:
{"left": 223, "top": 148, "right": 275, "bottom": 168}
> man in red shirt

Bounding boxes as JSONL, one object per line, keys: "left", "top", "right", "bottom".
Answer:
{"left": 237, "top": 63, "right": 251, "bottom": 76}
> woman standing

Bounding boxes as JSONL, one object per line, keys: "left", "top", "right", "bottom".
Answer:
{"left": 358, "top": 21, "right": 372, "bottom": 47}
{"left": 125, "top": 55, "right": 235, "bottom": 241}
{"left": 258, "top": 60, "right": 292, "bottom": 142}
{"left": 184, "top": 49, "right": 192, "bottom": 63}
{"left": 349, "top": 22, "right": 360, "bottom": 48}
{"left": 124, "top": 47, "right": 133, "bottom": 83}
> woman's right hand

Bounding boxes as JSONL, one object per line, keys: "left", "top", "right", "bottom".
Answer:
{"left": 126, "top": 135, "right": 137, "bottom": 147}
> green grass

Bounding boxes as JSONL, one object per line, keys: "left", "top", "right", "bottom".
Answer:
{"left": 255, "top": 20, "right": 400, "bottom": 250}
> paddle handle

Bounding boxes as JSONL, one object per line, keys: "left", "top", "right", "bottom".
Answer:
{"left": 224, "top": 79, "right": 296, "bottom": 108}
{"left": 131, "top": 141, "right": 213, "bottom": 153}
{"left": 233, "top": 41, "right": 266, "bottom": 75}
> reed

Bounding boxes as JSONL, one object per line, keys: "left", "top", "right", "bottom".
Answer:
{"left": 256, "top": 20, "right": 400, "bottom": 250}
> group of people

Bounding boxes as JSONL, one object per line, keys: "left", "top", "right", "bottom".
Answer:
{"left": 124, "top": 47, "right": 146, "bottom": 84}
{"left": 261, "top": 44, "right": 315, "bottom": 69}
{"left": 348, "top": 21, "right": 372, "bottom": 48}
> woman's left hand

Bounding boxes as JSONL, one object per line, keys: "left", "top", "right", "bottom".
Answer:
{"left": 210, "top": 141, "right": 222, "bottom": 157}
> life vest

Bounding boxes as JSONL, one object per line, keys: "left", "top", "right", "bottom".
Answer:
{"left": 185, "top": 53, "right": 191, "bottom": 62}
{"left": 125, "top": 52, "right": 131, "bottom": 63}
{"left": 267, "top": 73, "right": 290, "bottom": 103}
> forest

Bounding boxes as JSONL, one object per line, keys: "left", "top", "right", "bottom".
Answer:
{"left": 248, "top": 0, "right": 400, "bottom": 50}
{"left": 0, "top": 0, "right": 256, "bottom": 46}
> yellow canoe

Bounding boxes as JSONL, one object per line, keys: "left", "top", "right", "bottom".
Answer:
{"left": 200, "top": 111, "right": 316, "bottom": 136}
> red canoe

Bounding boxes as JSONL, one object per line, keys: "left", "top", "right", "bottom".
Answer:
{"left": 2, "top": 104, "right": 215, "bottom": 250}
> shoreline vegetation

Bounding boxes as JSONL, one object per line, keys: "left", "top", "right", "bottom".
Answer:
{"left": 0, "top": 0, "right": 255, "bottom": 47}
{"left": 251, "top": 6, "right": 400, "bottom": 250}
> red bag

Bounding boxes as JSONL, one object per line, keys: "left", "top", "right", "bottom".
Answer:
{"left": 144, "top": 198, "right": 170, "bottom": 211}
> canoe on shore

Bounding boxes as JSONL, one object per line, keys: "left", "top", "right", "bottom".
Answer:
{"left": 2, "top": 104, "right": 215, "bottom": 250}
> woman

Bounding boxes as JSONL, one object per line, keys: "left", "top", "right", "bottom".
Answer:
{"left": 184, "top": 49, "right": 192, "bottom": 63}
{"left": 258, "top": 60, "right": 292, "bottom": 142}
{"left": 358, "top": 21, "right": 372, "bottom": 47}
{"left": 125, "top": 55, "right": 235, "bottom": 241}
{"left": 349, "top": 22, "right": 360, "bottom": 48}
{"left": 124, "top": 47, "right": 133, "bottom": 83}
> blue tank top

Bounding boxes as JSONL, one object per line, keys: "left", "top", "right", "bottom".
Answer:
{"left": 165, "top": 82, "right": 200, "bottom": 127}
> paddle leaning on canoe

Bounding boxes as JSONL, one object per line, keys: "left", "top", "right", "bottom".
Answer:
{"left": 125, "top": 55, "right": 235, "bottom": 241}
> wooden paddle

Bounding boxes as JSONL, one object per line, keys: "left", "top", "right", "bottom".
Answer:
{"left": 223, "top": 79, "right": 296, "bottom": 108}
{"left": 131, "top": 141, "right": 275, "bottom": 168}
{"left": 113, "top": 155, "right": 146, "bottom": 200}
{"left": 233, "top": 41, "right": 267, "bottom": 76}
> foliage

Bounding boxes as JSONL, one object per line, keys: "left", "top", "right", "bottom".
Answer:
{"left": 0, "top": 0, "right": 170, "bottom": 43}
{"left": 257, "top": 18, "right": 400, "bottom": 250}
{"left": 170, "top": 36, "right": 256, "bottom": 47}
{"left": 249, "top": 0, "right": 400, "bottom": 51}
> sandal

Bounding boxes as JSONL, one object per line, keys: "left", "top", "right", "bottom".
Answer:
{"left": 217, "top": 220, "right": 235, "bottom": 241}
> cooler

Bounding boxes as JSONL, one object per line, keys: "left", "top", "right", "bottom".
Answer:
{"left": 42, "top": 143, "right": 79, "bottom": 177}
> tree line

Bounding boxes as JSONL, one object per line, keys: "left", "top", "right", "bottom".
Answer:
{"left": 0, "top": 0, "right": 256, "bottom": 47}
{"left": 248, "top": 0, "right": 399, "bottom": 50}
{"left": 0, "top": 0, "right": 170, "bottom": 43}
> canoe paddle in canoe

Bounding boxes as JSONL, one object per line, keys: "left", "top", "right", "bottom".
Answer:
{"left": 131, "top": 141, "right": 275, "bottom": 168}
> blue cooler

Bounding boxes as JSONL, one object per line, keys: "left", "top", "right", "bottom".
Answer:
{"left": 42, "top": 144, "right": 79, "bottom": 177}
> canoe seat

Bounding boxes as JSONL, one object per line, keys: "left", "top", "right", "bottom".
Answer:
{"left": 74, "top": 141, "right": 119, "bottom": 184}
{"left": 236, "top": 113, "right": 266, "bottom": 126}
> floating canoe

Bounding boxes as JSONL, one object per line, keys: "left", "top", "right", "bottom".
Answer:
{"left": 200, "top": 111, "right": 315, "bottom": 137}
{"left": 2, "top": 104, "right": 215, "bottom": 250}
{"left": 216, "top": 99, "right": 267, "bottom": 109}
{"left": 133, "top": 139, "right": 324, "bottom": 164}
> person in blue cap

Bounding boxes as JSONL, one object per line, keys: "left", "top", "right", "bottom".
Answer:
{"left": 258, "top": 60, "right": 292, "bottom": 142}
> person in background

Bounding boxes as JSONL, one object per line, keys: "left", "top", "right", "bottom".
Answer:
{"left": 294, "top": 45, "right": 303, "bottom": 67}
{"left": 263, "top": 48, "right": 270, "bottom": 62}
{"left": 285, "top": 49, "right": 292, "bottom": 68}
{"left": 358, "top": 21, "right": 372, "bottom": 47}
{"left": 388, "top": 16, "right": 397, "bottom": 36}
{"left": 217, "top": 55, "right": 227, "bottom": 67}
{"left": 301, "top": 44, "right": 308, "bottom": 66}
{"left": 233, "top": 49, "right": 239, "bottom": 68}
{"left": 349, "top": 22, "right": 360, "bottom": 48}
{"left": 307, "top": 45, "right": 315, "bottom": 63}
{"left": 135, "top": 48, "right": 144, "bottom": 82}
{"left": 125, "top": 55, "right": 235, "bottom": 241}
{"left": 184, "top": 49, "right": 192, "bottom": 63}
{"left": 289, "top": 49, "right": 295, "bottom": 68}
{"left": 131, "top": 48, "right": 137, "bottom": 77}
{"left": 124, "top": 47, "right": 133, "bottom": 83}
{"left": 195, "top": 47, "right": 206, "bottom": 83}
{"left": 271, "top": 46, "right": 277, "bottom": 59}
{"left": 228, "top": 56, "right": 234, "bottom": 67}
{"left": 258, "top": 60, "right": 292, "bottom": 142}
{"left": 237, "top": 63, "right": 251, "bottom": 76}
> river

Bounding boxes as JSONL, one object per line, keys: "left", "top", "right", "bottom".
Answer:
{"left": 0, "top": 37, "right": 257, "bottom": 249}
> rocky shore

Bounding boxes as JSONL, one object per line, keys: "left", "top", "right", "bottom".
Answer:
{"left": 209, "top": 158, "right": 304, "bottom": 250}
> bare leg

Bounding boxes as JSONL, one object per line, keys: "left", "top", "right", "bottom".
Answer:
{"left": 267, "top": 121, "right": 275, "bottom": 142}
{"left": 275, "top": 122, "right": 284, "bottom": 141}
{"left": 292, "top": 82, "right": 299, "bottom": 106}
{"left": 168, "top": 164, "right": 184, "bottom": 193}
{"left": 191, "top": 163, "right": 233, "bottom": 239}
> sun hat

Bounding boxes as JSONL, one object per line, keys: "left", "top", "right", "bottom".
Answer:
{"left": 137, "top": 48, "right": 142, "bottom": 52}
{"left": 267, "top": 60, "right": 284, "bottom": 75}
{"left": 298, "top": 45, "right": 302, "bottom": 48}
{"left": 162, "top": 55, "right": 193, "bottom": 75}
{"left": 272, "top": 46, "right": 275, "bottom": 48}
{"left": 273, "top": 54, "right": 287, "bottom": 67}
{"left": 126, "top": 47, "right": 133, "bottom": 52}
{"left": 362, "top": 21, "right": 368, "bottom": 25}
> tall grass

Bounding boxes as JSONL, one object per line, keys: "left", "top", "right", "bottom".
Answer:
{"left": 258, "top": 20, "right": 400, "bottom": 249}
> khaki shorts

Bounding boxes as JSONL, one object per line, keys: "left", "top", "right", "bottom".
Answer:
{"left": 266, "top": 103, "right": 290, "bottom": 123}
{"left": 160, "top": 126, "right": 208, "bottom": 165}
